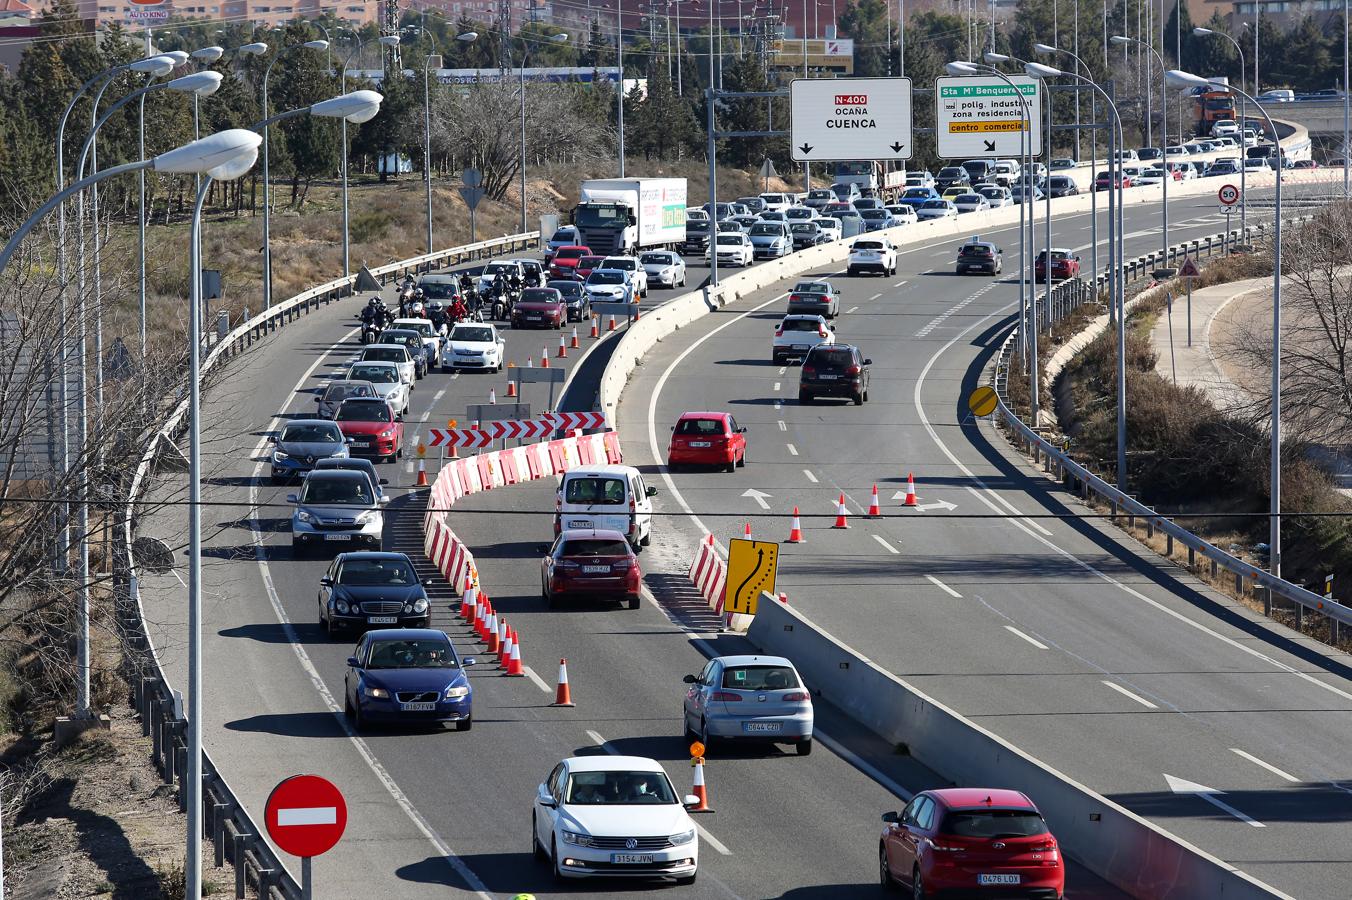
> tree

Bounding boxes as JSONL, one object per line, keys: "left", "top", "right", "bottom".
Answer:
{"left": 838, "top": 0, "right": 890, "bottom": 78}
{"left": 625, "top": 64, "right": 699, "bottom": 161}
{"left": 353, "top": 69, "right": 418, "bottom": 182}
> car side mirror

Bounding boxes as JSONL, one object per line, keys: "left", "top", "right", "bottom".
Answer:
{"left": 881, "top": 811, "right": 900, "bottom": 824}
{"left": 863, "top": 358, "right": 873, "bottom": 366}
{"left": 268, "top": 434, "right": 277, "bottom": 443}
{"left": 346, "top": 656, "right": 359, "bottom": 668}
{"left": 378, "top": 495, "right": 391, "bottom": 505}
{"left": 462, "top": 657, "right": 476, "bottom": 667}
{"left": 683, "top": 674, "right": 698, "bottom": 684}
{"left": 319, "top": 576, "right": 333, "bottom": 586}
{"left": 286, "top": 493, "right": 299, "bottom": 504}
{"left": 737, "top": 427, "right": 748, "bottom": 434}
{"left": 683, "top": 795, "right": 702, "bottom": 809}
{"left": 537, "top": 785, "right": 558, "bottom": 807}
{"left": 646, "top": 486, "right": 658, "bottom": 497}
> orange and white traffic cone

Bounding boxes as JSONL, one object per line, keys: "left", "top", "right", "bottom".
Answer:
{"left": 541, "top": 347, "right": 550, "bottom": 368}
{"left": 632, "top": 303, "right": 641, "bottom": 322}
{"left": 786, "top": 507, "right": 804, "bottom": 543}
{"left": 506, "top": 375, "right": 517, "bottom": 398}
{"left": 557, "top": 335, "right": 568, "bottom": 358}
{"left": 867, "top": 484, "right": 881, "bottom": 518}
{"left": 833, "top": 494, "right": 850, "bottom": 528}
{"left": 590, "top": 316, "right": 600, "bottom": 338}
{"left": 607, "top": 314, "right": 617, "bottom": 332}
{"left": 489, "top": 388, "right": 497, "bottom": 405}
{"left": 478, "top": 597, "right": 493, "bottom": 641}
{"left": 904, "top": 472, "right": 918, "bottom": 507}
{"left": 497, "top": 619, "right": 512, "bottom": 666}
{"left": 570, "top": 327, "right": 580, "bottom": 349}
{"left": 415, "top": 457, "right": 428, "bottom": 487}
{"left": 459, "top": 575, "right": 476, "bottom": 620}
{"left": 505, "top": 629, "right": 524, "bottom": 676}
{"left": 485, "top": 609, "right": 500, "bottom": 654}
{"left": 744, "top": 522, "right": 752, "bottom": 538}
{"left": 551, "top": 658, "right": 575, "bottom": 707}
{"left": 472, "top": 598, "right": 485, "bottom": 639}
{"left": 688, "top": 758, "right": 714, "bottom": 813}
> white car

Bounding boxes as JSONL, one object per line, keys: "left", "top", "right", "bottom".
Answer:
{"left": 440, "top": 322, "right": 505, "bottom": 372}
{"left": 977, "top": 185, "right": 1012, "bottom": 208}
{"left": 848, "top": 237, "right": 898, "bottom": 277}
{"left": 784, "top": 206, "right": 818, "bottom": 224}
{"left": 759, "top": 192, "right": 792, "bottom": 212}
{"left": 884, "top": 204, "right": 918, "bottom": 225}
{"left": 905, "top": 171, "right": 936, "bottom": 188}
{"left": 532, "top": 755, "right": 699, "bottom": 883}
{"left": 952, "top": 193, "right": 990, "bottom": 214}
{"left": 345, "top": 361, "right": 409, "bottom": 417}
{"left": 600, "top": 256, "right": 647, "bottom": 297}
{"left": 640, "top": 250, "right": 686, "bottom": 288}
{"left": 707, "top": 233, "right": 753, "bottom": 267}
{"left": 816, "top": 217, "right": 843, "bottom": 242}
{"left": 1166, "top": 161, "right": 1197, "bottom": 180}
{"left": 916, "top": 199, "right": 958, "bottom": 221}
{"left": 477, "top": 259, "right": 525, "bottom": 294}
{"left": 1243, "top": 156, "right": 1271, "bottom": 172}
{"left": 685, "top": 207, "right": 709, "bottom": 222}
{"left": 1212, "top": 119, "right": 1239, "bottom": 138}
{"left": 584, "top": 269, "right": 633, "bottom": 304}
{"left": 358, "top": 344, "right": 416, "bottom": 386}
{"left": 772, "top": 314, "right": 835, "bottom": 363}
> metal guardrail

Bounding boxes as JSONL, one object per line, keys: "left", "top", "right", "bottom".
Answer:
{"left": 114, "top": 229, "right": 539, "bottom": 898}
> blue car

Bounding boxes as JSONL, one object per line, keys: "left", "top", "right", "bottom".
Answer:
{"left": 270, "top": 419, "right": 348, "bottom": 483}
{"left": 344, "top": 629, "right": 475, "bottom": 731}
{"left": 896, "top": 187, "right": 941, "bottom": 209}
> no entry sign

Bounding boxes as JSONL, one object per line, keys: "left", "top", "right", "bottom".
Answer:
{"left": 265, "top": 775, "right": 348, "bottom": 858}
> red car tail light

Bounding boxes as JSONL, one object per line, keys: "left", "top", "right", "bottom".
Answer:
{"left": 818, "top": 327, "right": 828, "bottom": 337}
{"left": 783, "top": 691, "right": 810, "bottom": 702}
{"left": 845, "top": 365, "right": 861, "bottom": 375}
{"left": 802, "top": 365, "right": 816, "bottom": 375}
{"left": 775, "top": 327, "right": 784, "bottom": 337}
{"left": 709, "top": 691, "right": 742, "bottom": 702}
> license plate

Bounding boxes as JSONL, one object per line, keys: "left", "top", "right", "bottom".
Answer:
{"left": 744, "top": 721, "right": 782, "bottom": 733}
{"left": 569, "top": 519, "right": 593, "bottom": 528}
{"left": 689, "top": 441, "right": 711, "bottom": 448}
{"left": 978, "top": 874, "right": 1021, "bottom": 885}
{"left": 610, "top": 854, "right": 654, "bottom": 865}
{"left": 527, "top": 315, "right": 541, "bottom": 320}
{"left": 324, "top": 533, "right": 352, "bottom": 541}
{"left": 368, "top": 616, "right": 398, "bottom": 624}
{"left": 819, "top": 374, "right": 838, "bottom": 380}
{"left": 350, "top": 441, "right": 370, "bottom": 448}
{"left": 582, "top": 565, "right": 610, "bottom": 574}
{"left": 792, "top": 344, "right": 808, "bottom": 351}
{"left": 400, "top": 702, "right": 435, "bottom": 712}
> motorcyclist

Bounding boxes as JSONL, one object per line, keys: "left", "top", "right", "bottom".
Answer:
{"left": 459, "top": 271, "right": 474, "bottom": 294}
{"left": 427, "top": 301, "right": 448, "bottom": 335}
{"left": 360, "top": 297, "right": 382, "bottom": 324}
{"left": 449, "top": 295, "right": 468, "bottom": 323}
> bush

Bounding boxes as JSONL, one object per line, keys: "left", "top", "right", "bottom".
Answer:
{"left": 349, "top": 210, "right": 393, "bottom": 245}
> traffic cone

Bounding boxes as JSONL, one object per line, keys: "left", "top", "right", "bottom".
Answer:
{"left": 526, "top": 356, "right": 534, "bottom": 368}
{"left": 551, "top": 658, "right": 575, "bottom": 707}
{"left": 632, "top": 303, "right": 641, "bottom": 322}
{"left": 607, "top": 314, "right": 617, "bottom": 332}
{"left": 477, "top": 596, "right": 492, "bottom": 641}
{"left": 570, "top": 326, "right": 580, "bottom": 349}
{"left": 778, "top": 592, "right": 789, "bottom": 604}
{"left": 505, "top": 629, "right": 524, "bottom": 676}
{"left": 459, "top": 575, "right": 476, "bottom": 620}
{"left": 904, "top": 472, "right": 917, "bottom": 507}
{"left": 688, "top": 759, "right": 714, "bottom": 813}
{"left": 833, "top": 494, "right": 850, "bottom": 528}
{"left": 786, "top": 507, "right": 804, "bottom": 543}
{"left": 415, "top": 457, "right": 428, "bottom": 487}
{"left": 485, "top": 609, "right": 500, "bottom": 654}
{"left": 506, "top": 377, "right": 517, "bottom": 398}
{"left": 541, "top": 347, "right": 549, "bottom": 368}
{"left": 589, "top": 316, "right": 599, "bottom": 338}
{"left": 867, "top": 484, "right": 881, "bottom": 518}
{"left": 497, "top": 619, "right": 511, "bottom": 666}
{"left": 471, "top": 598, "right": 484, "bottom": 639}
{"left": 557, "top": 335, "right": 568, "bottom": 358}
{"left": 489, "top": 388, "right": 496, "bottom": 405}
{"left": 744, "top": 522, "right": 752, "bottom": 538}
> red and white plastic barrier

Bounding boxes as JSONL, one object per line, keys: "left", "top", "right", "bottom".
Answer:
{"left": 684, "top": 537, "right": 752, "bottom": 632}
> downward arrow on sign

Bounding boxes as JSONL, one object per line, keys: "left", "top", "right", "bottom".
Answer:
{"left": 890, "top": 142, "right": 905, "bottom": 153}
{"left": 741, "top": 488, "right": 772, "bottom": 510}
{"left": 799, "top": 143, "right": 814, "bottom": 155}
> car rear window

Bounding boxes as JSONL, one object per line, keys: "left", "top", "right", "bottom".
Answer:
{"left": 300, "top": 476, "right": 371, "bottom": 505}
{"left": 640, "top": 253, "right": 671, "bottom": 264}
{"left": 809, "top": 348, "right": 854, "bottom": 367}
{"left": 579, "top": 256, "right": 605, "bottom": 267}
{"left": 791, "top": 223, "right": 818, "bottom": 233}
{"left": 555, "top": 247, "right": 587, "bottom": 260}
{"left": 855, "top": 241, "right": 883, "bottom": 249}
{"left": 861, "top": 210, "right": 888, "bottom": 219}
{"left": 751, "top": 224, "right": 783, "bottom": 235}
{"left": 940, "top": 809, "right": 1049, "bottom": 838}
{"left": 675, "top": 418, "right": 725, "bottom": 435}
{"left": 418, "top": 279, "right": 457, "bottom": 299}
{"left": 721, "top": 665, "right": 800, "bottom": 690}
{"left": 336, "top": 400, "right": 391, "bottom": 422}
{"left": 363, "top": 347, "right": 404, "bottom": 363}
{"left": 961, "top": 245, "right": 993, "bottom": 257}
{"left": 793, "top": 282, "right": 828, "bottom": 294}
{"left": 349, "top": 365, "right": 397, "bottom": 383}
{"left": 282, "top": 423, "right": 341, "bottom": 442}
{"left": 564, "top": 476, "right": 626, "bottom": 505}
{"left": 782, "top": 319, "right": 823, "bottom": 332}
{"left": 323, "top": 383, "right": 372, "bottom": 401}
{"left": 339, "top": 558, "right": 416, "bottom": 585}
{"left": 560, "top": 539, "right": 631, "bottom": 556}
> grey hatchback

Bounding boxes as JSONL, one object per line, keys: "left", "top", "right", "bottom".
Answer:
{"left": 270, "top": 419, "right": 349, "bottom": 483}
{"left": 682, "top": 655, "right": 814, "bottom": 755}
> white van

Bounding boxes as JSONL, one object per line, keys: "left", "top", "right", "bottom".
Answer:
{"left": 555, "top": 465, "right": 657, "bottom": 548}
{"left": 759, "top": 192, "right": 792, "bottom": 212}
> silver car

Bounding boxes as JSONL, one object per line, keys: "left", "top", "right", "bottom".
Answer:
{"left": 314, "top": 380, "right": 377, "bottom": 419}
{"left": 358, "top": 344, "right": 416, "bottom": 386}
{"left": 289, "top": 469, "right": 388, "bottom": 555}
{"left": 270, "top": 419, "right": 349, "bottom": 483}
{"left": 640, "top": 250, "right": 686, "bottom": 288}
{"left": 345, "top": 361, "right": 409, "bottom": 417}
{"left": 682, "top": 655, "right": 813, "bottom": 754}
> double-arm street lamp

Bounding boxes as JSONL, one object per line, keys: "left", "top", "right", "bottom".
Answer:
{"left": 1111, "top": 34, "right": 1174, "bottom": 276}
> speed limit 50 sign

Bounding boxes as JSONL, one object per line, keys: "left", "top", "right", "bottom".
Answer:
{"left": 1218, "top": 184, "right": 1241, "bottom": 206}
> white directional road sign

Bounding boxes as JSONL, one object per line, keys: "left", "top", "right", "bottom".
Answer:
{"left": 935, "top": 75, "right": 1042, "bottom": 159}
{"left": 790, "top": 77, "right": 913, "bottom": 162}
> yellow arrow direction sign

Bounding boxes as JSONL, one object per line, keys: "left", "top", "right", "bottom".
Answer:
{"left": 725, "top": 538, "right": 779, "bottom": 615}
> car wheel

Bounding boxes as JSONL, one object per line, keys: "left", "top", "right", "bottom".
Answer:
{"left": 291, "top": 538, "right": 306, "bottom": 558}
{"left": 270, "top": 474, "right": 286, "bottom": 486}
{"left": 455, "top": 715, "right": 472, "bottom": 732}
{"left": 799, "top": 390, "right": 812, "bottom": 404}
{"left": 853, "top": 392, "right": 864, "bottom": 406}
{"left": 912, "top": 868, "right": 925, "bottom": 899}
{"left": 640, "top": 529, "right": 651, "bottom": 547}
{"left": 675, "top": 873, "right": 697, "bottom": 886}
{"left": 796, "top": 738, "right": 813, "bottom": 756}
{"left": 343, "top": 692, "right": 354, "bottom": 720}
{"left": 627, "top": 594, "right": 640, "bottom": 610}
{"left": 552, "top": 838, "right": 568, "bottom": 883}
{"left": 325, "top": 615, "right": 339, "bottom": 640}
{"left": 532, "top": 814, "right": 548, "bottom": 861}
{"left": 699, "top": 716, "right": 714, "bottom": 752}
{"left": 724, "top": 460, "right": 735, "bottom": 473}
{"left": 736, "top": 449, "right": 746, "bottom": 468}
{"left": 352, "top": 701, "right": 366, "bottom": 733}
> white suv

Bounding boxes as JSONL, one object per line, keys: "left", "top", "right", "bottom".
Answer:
{"left": 600, "top": 256, "right": 648, "bottom": 297}
{"left": 707, "top": 233, "right": 753, "bottom": 267}
{"left": 772, "top": 314, "right": 835, "bottom": 363}
{"left": 848, "top": 237, "right": 898, "bottom": 277}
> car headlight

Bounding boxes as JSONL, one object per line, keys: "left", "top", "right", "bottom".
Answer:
{"left": 355, "top": 510, "right": 378, "bottom": 525}
{"left": 334, "top": 600, "right": 350, "bottom": 614}
{"left": 412, "top": 597, "right": 429, "bottom": 613}
{"left": 443, "top": 684, "right": 469, "bottom": 699}
{"left": 364, "top": 686, "right": 389, "bottom": 699}
{"left": 670, "top": 829, "right": 696, "bottom": 846}
{"left": 272, "top": 450, "right": 289, "bottom": 462}
{"left": 379, "top": 429, "right": 394, "bottom": 439}
{"left": 295, "top": 509, "right": 313, "bottom": 524}
{"left": 561, "top": 830, "right": 593, "bottom": 847}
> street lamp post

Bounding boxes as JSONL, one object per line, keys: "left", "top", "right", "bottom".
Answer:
{"left": 512, "top": 33, "right": 570, "bottom": 234}
{"left": 1112, "top": 34, "right": 1172, "bottom": 274}
{"left": 261, "top": 39, "right": 328, "bottom": 308}
{"left": 1194, "top": 26, "right": 1249, "bottom": 239}
{"left": 1168, "top": 69, "right": 1284, "bottom": 578}
{"left": 615, "top": 2, "right": 626, "bottom": 177}
{"left": 424, "top": 32, "right": 479, "bottom": 255}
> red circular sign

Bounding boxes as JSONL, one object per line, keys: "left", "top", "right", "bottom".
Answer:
{"left": 1218, "top": 184, "right": 1241, "bottom": 206}
{"left": 265, "top": 775, "right": 347, "bottom": 858}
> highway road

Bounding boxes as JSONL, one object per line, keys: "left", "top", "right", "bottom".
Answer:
{"left": 130, "top": 176, "right": 1344, "bottom": 898}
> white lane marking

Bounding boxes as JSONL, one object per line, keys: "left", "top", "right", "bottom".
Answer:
{"left": 971, "top": 486, "right": 1054, "bottom": 536}
{"left": 277, "top": 806, "right": 337, "bottom": 827}
{"left": 778, "top": 420, "right": 787, "bottom": 431}
{"left": 869, "top": 292, "right": 882, "bottom": 301}
{"left": 812, "top": 730, "right": 914, "bottom": 802}
{"left": 786, "top": 443, "right": 799, "bottom": 456}
{"left": 915, "top": 287, "right": 991, "bottom": 339}
{"left": 803, "top": 470, "right": 818, "bottom": 483}
{"left": 925, "top": 575, "right": 962, "bottom": 598}
{"left": 247, "top": 328, "right": 493, "bottom": 898}
{"left": 522, "top": 665, "right": 551, "bottom": 694}
{"left": 871, "top": 534, "right": 900, "bottom": 554}
{"left": 585, "top": 730, "right": 732, "bottom": 856}
{"left": 1101, "top": 680, "right": 1159, "bottom": 709}
{"left": 431, "top": 385, "right": 449, "bottom": 406}
{"left": 773, "top": 400, "right": 782, "bottom": 411}
{"left": 1164, "top": 774, "right": 1266, "bottom": 827}
{"left": 893, "top": 280, "right": 908, "bottom": 288}
{"left": 778, "top": 366, "right": 787, "bottom": 376}
{"left": 1004, "top": 626, "right": 1049, "bottom": 650}
{"left": 1231, "top": 748, "right": 1300, "bottom": 783}
{"left": 846, "top": 305, "right": 859, "bottom": 314}
{"left": 773, "top": 381, "right": 781, "bottom": 391}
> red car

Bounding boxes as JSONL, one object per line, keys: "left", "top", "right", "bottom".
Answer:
{"left": 1034, "top": 249, "right": 1080, "bottom": 283}
{"left": 880, "top": 788, "right": 1065, "bottom": 899}
{"left": 575, "top": 255, "right": 606, "bottom": 280}
{"left": 667, "top": 412, "right": 747, "bottom": 472}
{"left": 541, "top": 528, "right": 641, "bottom": 609}
{"left": 510, "top": 287, "right": 566, "bottom": 329}
{"left": 1093, "top": 171, "right": 1131, "bottom": 191}
{"left": 548, "top": 244, "right": 592, "bottom": 279}
{"left": 334, "top": 397, "right": 404, "bottom": 463}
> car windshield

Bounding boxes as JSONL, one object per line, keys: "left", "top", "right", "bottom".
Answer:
{"left": 786, "top": 208, "right": 812, "bottom": 219}
{"left": 782, "top": 318, "right": 822, "bottom": 332}
{"left": 521, "top": 289, "right": 560, "bottom": 304}
{"left": 339, "top": 558, "right": 416, "bottom": 586}
{"left": 979, "top": 187, "right": 1002, "bottom": 196}
{"left": 808, "top": 189, "right": 833, "bottom": 199}
{"left": 282, "top": 423, "right": 340, "bottom": 443}
{"left": 483, "top": 262, "right": 515, "bottom": 275}
{"left": 750, "top": 224, "right": 782, "bottom": 235}
{"left": 675, "top": 417, "right": 726, "bottom": 435}
{"left": 560, "top": 538, "right": 631, "bottom": 556}
{"left": 640, "top": 253, "right": 672, "bottom": 264}
{"left": 323, "top": 383, "right": 372, "bottom": 402}
{"left": 860, "top": 210, "right": 888, "bottom": 219}
{"left": 940, "top": 809, "right": 1049, "bottom": 839}
{"left": 587, "top": 271, "right": 624, "bottom": 285}
{"left": 336, "top": 400, "right": 392, "bottom": 422}
{"left": 603, "top": 259, "right": 635, "bottom": 270}
{"left": 716, "top": 235, "right": 744, "bottom": 245}
{"left": 398, "top": 321, "right": 432, "bottom": 336}
{"left": 300, "top": 476, "right": 372, "bottom": 505}
{"left": 366, "top": 638, "right": 458, "bottom": 669}
{"left": 550, "top": 228, "right": 576, "bottom": 241}
{"left": 363, "top": 348, "right": 404, "bottom": 363}
{"left": 350, "top": 365, "right": 398, "bottom": 384}
{"left": 818, "top": 218, "right": 840, "bottom": 230}
{"left": 549, "top": 282, "right": 583, "bottom": 296}
{"left": 564, "top": 476, "right": 626, "bottom": 504}
{"left": 955, "top": 195, "right": 981, "bottom": 203}
{"left": 565, "top": 770, "right": 676, "bottom": 805}
{"left": 921, "top": 201, "right": 948, "bottom": 209}
{"left": 721, "top": 664, "right": 800, "bottom": 690}
{"left": 381, "top": 332, "right": 419, "bottom": 349}
{"left": 420, "top": 279, "right": 459, "bottom": 299}
{"left": 686, "top": 221, "right": 710, "bottom": 233}
{"left": 791, "top": 224, "right": 818, "bottom": 234}
{"left": 939, "top": 167, "right": 964, "bottom": 177}
{"left": 451, "top": 326, "right": 494, "bottom": 343}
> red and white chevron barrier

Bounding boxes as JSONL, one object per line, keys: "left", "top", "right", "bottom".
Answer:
{"left": 427, "top": 428, "right": 493, "bottom": 449}
{"left": 543, "top": 411, "right": 608, "bottom": 432}
{"left": 428, "top": 412, "right": 610, "bottom": 449}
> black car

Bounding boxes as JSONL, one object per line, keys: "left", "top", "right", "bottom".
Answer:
{"left": 790, "top": 222, "right": 826, "bottom": 251}
{"left": 955, "top": 241, "right": 1003, "bottom": 275}
{"left": 318, "top": 552, "right": 430, "bottom": 638}
{"left": 684, "top": 220, "right": 712, "bottom": 253}
{"left": 547, "top": 279, "right": 591, "bottom": 321}
{"left": 1045, "top": 175, "right": 1079, "bottom": 198}
{"left": 935, "top": 166, "right": 971, "bottom": 191}
{"left": 799, "top": 344, "right": 871, "bottom": 405}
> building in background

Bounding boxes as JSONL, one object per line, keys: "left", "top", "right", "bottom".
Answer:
{"left": 0, "top": 0, "right": 39, "bottom": 73}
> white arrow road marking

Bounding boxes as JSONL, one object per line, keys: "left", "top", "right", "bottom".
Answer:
{"left": 742, "top": 489, "right": 772, "bottom": 510}
{"left": 1164, "top": 774, "right": 1266, "bottom": 827}
{"left": 277, "top": 806, "right": 338, "bottom": 827}
{"left": 891, "top": 493, "right": 956, "bottom": 512}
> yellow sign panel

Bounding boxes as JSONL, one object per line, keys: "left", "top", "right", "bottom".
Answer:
{"left": 725, "top": 538, "right": 779, "bottom": 615}
{"left": 968, "top": 385, "right": 999, "bottom": 418}
{"left": 947, "top": 120, "right": 1030, "bottom": 134}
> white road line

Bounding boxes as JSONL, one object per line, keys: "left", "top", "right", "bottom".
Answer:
{"left": 869, "top": 292, "right": 883, "bottom": 301}
{"left": 871, "top": 534, "right": 900, "bottom": 554}
{"left": 966, "top": 486, "right": 1054, "bottom": 537}
{"left": 846, "top": 305, "right": 859, "bottom": 314}
{"left": 778, "top": 421, "right": 787, "bottom": 431}
{"left": 585, "top": 730, "right": 732, "bottom": 856}
{"left": 521, "top": 665, "right": 552, "bottom": 694}
{"left": 1101, "top": 680, "right": 1159, "bottom": 709}
{"left": 893, "top": 280, "right": 908, "bottom": 287}
{"left": 773, "top": 381, "right": 781, "bottom": 391}
{"left": 778, "top": 366, "right": 787, "bottom": 376}
{"left": 1231, "top": 748, "right": 1300, "bottom": 783}
{"left": 925, "top": 575, "right": 962, "bottom": 598}
{"left": 786, "top": 443, "right": 799, "bottom": 456}
{"left": 803, "top": 470, "right": 818, "bottom": 483}
{"left": 1004, "top": 626, "right": 1049, "bottom": 650}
